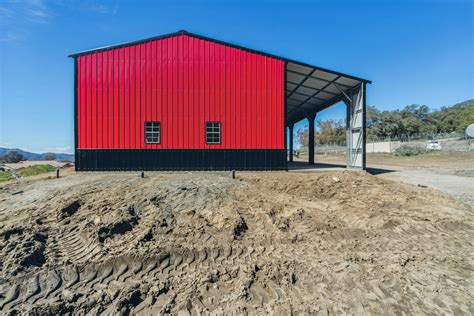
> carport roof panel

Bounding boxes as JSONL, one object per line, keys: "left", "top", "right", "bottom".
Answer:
{"left": 285, "top": 60, "right": 369, "bottom": 124}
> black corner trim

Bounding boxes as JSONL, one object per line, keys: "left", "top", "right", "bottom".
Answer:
{"left": 284, "top": 61, "right": 288, "bottom": 171}
{"left": 74, "top": 58, "right": 78, "bottom": 171}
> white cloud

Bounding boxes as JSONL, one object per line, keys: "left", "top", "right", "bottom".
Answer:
{"left": 84, "top": 2, "right": 118, "bottom": 15}
{"left": 0, "top": 143, "right": 73, "bottom": 154}
{"left": 45, "top": 146, "right": 73, "bottom": 153}
{"left": 0, "top": 0, "right": 119, "bottom": 42}
{"left": 0, "top": 0, "right": 51, "bottom": 42}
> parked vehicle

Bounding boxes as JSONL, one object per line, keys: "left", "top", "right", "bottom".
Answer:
{"left": 426, "top": 140, "right": 442, "bottom": 150}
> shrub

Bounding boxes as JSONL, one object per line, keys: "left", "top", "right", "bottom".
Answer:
{"left": 18, "top": 164, "right": 56, "bottom": 177}
{"left": 0, "top": 171, "right": 13, "bottom": 182}
{"left": 394, "top": 145, "right": 430, "bottom": 156}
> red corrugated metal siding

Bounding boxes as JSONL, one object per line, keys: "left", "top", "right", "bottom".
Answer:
{"left": 77, "top": 34, "right": 284, "bottom": 149}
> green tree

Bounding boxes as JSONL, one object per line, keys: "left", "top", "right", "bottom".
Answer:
{"left": 297, "top": 119, "right": 346, "bottom": 147}
{"left": 297, "top": 99, "right": 473, "bottom": 148}
{"left": 316, "top": 119, "right": 345, "bottom": 145}
{"left": 458, "top": 103, "right": 474, "bottom": 132}
{"left": 367, "top": 100, "right": 473, "bottom": 139}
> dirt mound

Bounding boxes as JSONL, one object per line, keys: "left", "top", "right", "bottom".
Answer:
{"left": 246, "top": 170, "right": 403, "bottom": 200}
{"left": 0, "top": 171, "right": 472, "bottom": 314}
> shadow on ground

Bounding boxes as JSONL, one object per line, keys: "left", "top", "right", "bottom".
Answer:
{"left": 288, "top": 161, "right": 395, "bottom": 175}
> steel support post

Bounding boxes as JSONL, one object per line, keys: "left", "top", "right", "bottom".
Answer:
{"left": 308, "top": 114, "right": 316, "bottom": 165}
{"left": 344, "top": 83, "right": 366, "bottom": 170}
{"left": 289, "top": 124, "right": 294, "bottom": 162}
{"left": 346, "top": 98, "right": 351, "bottom": 167}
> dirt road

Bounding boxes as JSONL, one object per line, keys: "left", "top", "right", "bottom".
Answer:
{"left": 0, "top": 163, "right": 473, "bottom": 314}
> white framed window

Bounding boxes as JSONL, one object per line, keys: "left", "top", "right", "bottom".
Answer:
{"left": 145, "top": 121, "right": 160, "bottom": 144}
{"left": 206, "top": 122, "right": 221, "bottom": 144}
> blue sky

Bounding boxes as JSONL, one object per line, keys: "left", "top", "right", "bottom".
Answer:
{"left": 0, "top": 0, "right": 472, "bottom": 153}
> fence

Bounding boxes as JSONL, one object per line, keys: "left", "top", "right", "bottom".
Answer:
{"left": 398, "top": 138, "right": 473, "bottom": 152}
{"left": 366, "top": 141, "right": 401, "bottom": 153}
{"left": 309, "top": 137, "right": 473, "bottom": 155}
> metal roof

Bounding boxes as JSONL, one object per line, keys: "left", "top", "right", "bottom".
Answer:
{"left": 285, "top": 61, "right": 368, "bottom": 124}
{"left": 69, "top": 30, "right": 370, "bottom": 125}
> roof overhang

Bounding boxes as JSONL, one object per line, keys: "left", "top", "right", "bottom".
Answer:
{"left": 285, "top": 61, "right": 370, "bottom": 125}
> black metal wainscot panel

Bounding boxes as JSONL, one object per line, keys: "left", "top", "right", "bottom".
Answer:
{"left": 76, "top": 149, "right": 286, "bottom": 171}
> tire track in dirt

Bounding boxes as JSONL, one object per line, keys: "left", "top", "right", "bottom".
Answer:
{"left": 45, "top": 226, "right": 103, "bottom": 266}
{"left": 1, "top": 242, "right": 289, "bottom": 314}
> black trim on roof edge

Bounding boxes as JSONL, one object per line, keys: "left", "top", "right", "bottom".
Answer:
{"left": 68, "top": 30, "right": 371, "bottom": 84}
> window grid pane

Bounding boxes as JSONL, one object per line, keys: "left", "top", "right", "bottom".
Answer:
{"left": 145, "top": 122, "right": 160, "bottom": 144}
{"left": 206, "top": 122, "right": 221, "bottom": 144}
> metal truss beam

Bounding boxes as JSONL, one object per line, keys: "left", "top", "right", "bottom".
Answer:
{"left": 287, "top": 83, "right": 363, "bottom": 126}
{"left": 333, "top": 82, "right": 352, "bottom": 104}
{"left": 287, "top": 75, "right": 342, "bottom": 123}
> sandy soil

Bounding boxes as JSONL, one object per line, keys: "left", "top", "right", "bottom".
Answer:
{"left": 0, "top": 167, "right": 473, "bottom": 314}
{"left": 314, "top": 152, "right": 474, "bottom": 206}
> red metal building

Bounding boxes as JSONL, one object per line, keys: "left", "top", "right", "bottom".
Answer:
{"left": 70, "top": 30, "right": 370, "bottom": 171}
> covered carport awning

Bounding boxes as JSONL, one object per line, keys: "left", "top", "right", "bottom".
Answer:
{"left": 285, "top": 61, "right": 371, "bottom": 125}
{"left": 284, "top": 61, "right": 371, "bottom": 170}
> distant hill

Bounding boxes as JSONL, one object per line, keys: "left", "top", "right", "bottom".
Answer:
{"left": 451, "top": 99, "right": 474, "bottom": 108}
{"left": 0, "top": 147, "right": 74, "bottom": 162}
